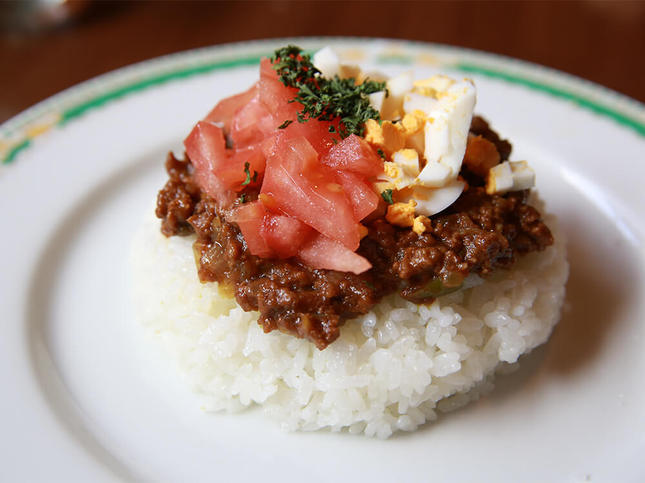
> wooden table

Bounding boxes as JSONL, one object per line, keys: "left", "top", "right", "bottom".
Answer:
{"left": 1, "top": 0, "right": 643, "bottom": 123}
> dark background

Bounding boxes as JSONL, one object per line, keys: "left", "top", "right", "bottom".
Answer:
{"left": 1, "top": 0, "right": 644, "bottom": 124}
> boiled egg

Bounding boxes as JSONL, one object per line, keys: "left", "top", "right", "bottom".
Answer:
{"left": 311, "top": 47, "right": 533, "bottom": 220}
{"left": 486, "top": 161, "right": 535, "bottom": 195}
{"left": 373, "top": 74, "right": 476, "bottom": 216}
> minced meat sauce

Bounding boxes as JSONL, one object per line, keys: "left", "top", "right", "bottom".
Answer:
{"left": 156, "top": 117, "right": 553, "bottom": 349}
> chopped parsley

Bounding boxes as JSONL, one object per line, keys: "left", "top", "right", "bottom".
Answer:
{"left": 241, "top": 162, "right": 258, "bottom": 186}
{"left": 278, "top": 119, "right": 293, "bottom": 129}
{"left": 381, "top": 189, "right": 394, "bottom": 204}
{"left": 377, "top": 148, "right": 386, "bottom": 160}
{"left": 271, "top": 45, "right": 387, "bottom": 138}
{"left": 238, "top": 193, "right": 247, "bottom": 203}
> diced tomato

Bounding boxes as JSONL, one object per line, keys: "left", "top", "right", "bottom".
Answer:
{"left": 297, "top": 234, "right": 372, "bottom": 275}
{"left": 184, "top": 121, "right": 227, "bottom": 172}
{"left": 321, "top": 134, "right": 383, "bottom": 177}
{"left": 219, "top": 145, "right": 266, "bottom": 191}
{"left": 282, "top": 118, "right": 339, "bottom": 156}
{"left": 184, "top": 121, "right": 234, "bottom": 206}
{"left": 203, "top": 83, "right": 258, "bottom": 130}
{"left": 230, "top": 201, "right": 273, "bottom": 258}
{"left": 334, "top": 170, "right": 379, "bottom": 221}
{"left": 193, "top": 165, "right": 234, "bottom": 208}
{"left": 259, "top": 120, "right": 339, "bottom": 160}
{"left": 261, "top": 136, "right": 361, "bottom": 250}
{"left": 184, "top": 121, "right": 265, "bottom": 194}
{"left": 230, "top": 95, "right": 275, "bottom": 149}
{"left": 272, "top": 131, "right": 320, "bottom": 172}
{"left": 186, "top": 57, "right": 383, "bottom": 273}
{"left": 260, "top": 133, "right": 280, "bottom": 158}
{"left": 258, "top": 58, "right": 338, "bottom": 155}
{"left": 259, "top": 58, "right": 301, "bottom": 119}
{"left": 261, "top": 213, "right": 314, "bottom": 258}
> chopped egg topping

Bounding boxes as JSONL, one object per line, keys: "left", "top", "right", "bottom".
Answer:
{"left": 362, "top": 70, "right": 478, "bottom": 217}
{"left": 312, "top": 47, "right": 536, "bottom": 221}
{"left": 486, "top": 160, "right": 535, "bottom": 195}
{"left": 385, "top": 200, "right": 417, "bottom": 227}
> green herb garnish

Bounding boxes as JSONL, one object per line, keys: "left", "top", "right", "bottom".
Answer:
{"left": 381, "top": 189, "right": 394, "bottom": 204}
{"left": 377, "top": 148, "right": 386, "bottom": 159}
{"left": 238, "top": 193, "right": 247, "bottom": 203}
{"left": 242, "top": 162, "right": 258, "bottom": 186}
{"left": 278, "top": 119, "right": 293, "bottom": 129}
{"left": 271, "top": 45, "right": 387, "bottom": 138}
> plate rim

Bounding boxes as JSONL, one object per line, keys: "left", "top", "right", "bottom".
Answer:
{"left": 1, "top": 36, "right": 644, "bottom": 166}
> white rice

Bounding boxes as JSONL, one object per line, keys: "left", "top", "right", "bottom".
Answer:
{"left": 131, "top": 203, "right": 568, "bottom": 438}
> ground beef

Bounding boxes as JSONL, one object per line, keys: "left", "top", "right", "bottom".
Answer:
{"left": 156, "top": 118, "right": 553, "bottom": 349}
{"left": 155, "top": 153, "right": 201, "bottom": 236}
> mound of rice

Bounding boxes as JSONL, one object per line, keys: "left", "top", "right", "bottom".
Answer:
{"left": 131, "top": 202, "right": 568, "bottom": 438}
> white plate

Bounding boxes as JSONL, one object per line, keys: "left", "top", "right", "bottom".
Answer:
{"left": 1, "top": 38, "right": 644, "bottom": 482}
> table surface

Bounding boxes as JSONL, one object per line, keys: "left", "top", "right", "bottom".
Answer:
{"left": 1, "top": 0, "right": 643, "bottom": 124}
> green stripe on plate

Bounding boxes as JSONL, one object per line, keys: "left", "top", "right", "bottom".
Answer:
{"left": 3, "top": 49, "right": 644, "bottom": 165}
{"left": 3, "top": 139, "right": 31, "bottom": 165}
{"left": 61, "top": 54, "right": 265, "bottom": 124}
{"left": 456, "top": 62, "right": 645, "bottom": 137}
